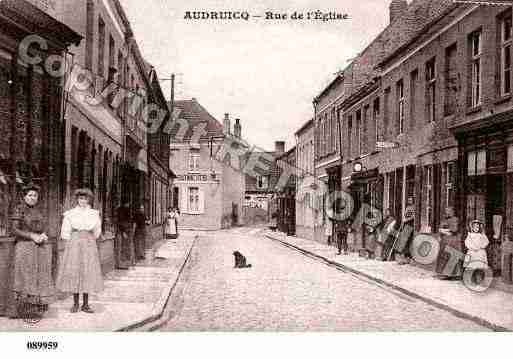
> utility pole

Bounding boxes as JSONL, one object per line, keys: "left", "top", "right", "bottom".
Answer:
{"left": 170, "top": 73, "right": 175, "bottom": 118}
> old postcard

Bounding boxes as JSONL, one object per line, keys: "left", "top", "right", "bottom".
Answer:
{"left": 1, "top": 0, "right": 513, "bottom": 355}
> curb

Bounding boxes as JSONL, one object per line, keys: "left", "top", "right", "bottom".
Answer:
{"left": 115, "top": 235, "right": 198, "bottom": 332}
{"left": 265, "top": 234, "right": 511, "bottom": 332}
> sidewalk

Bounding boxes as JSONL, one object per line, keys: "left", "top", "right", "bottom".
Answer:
{"left": 0, "top": 233, "right": 197, "bottom": 332}
{"left": 265, "top": 230, "right": 513, "bottom": 331}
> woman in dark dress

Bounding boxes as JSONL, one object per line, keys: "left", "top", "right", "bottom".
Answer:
{"left": 9, "top": 184, "right": 55, "bottom": 319}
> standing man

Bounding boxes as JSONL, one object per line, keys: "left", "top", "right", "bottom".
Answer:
{"left": 115, "top": 202, "right": 136, "bottom": 269}
{"left": 134, "top": 205, "right": 149, "bottom": 261}
{"left": 335, "top": 218, "right": 350, "bottom": 255}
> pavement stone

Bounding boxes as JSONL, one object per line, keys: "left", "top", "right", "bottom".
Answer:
{"left": 162, "top": 227, "right": 490, "bottom": 331}
{"left": 266, "top": 230, "right": 513, "bottom": 331}
{"left": 0, "top": 234, "right": 196, "bottom": 332}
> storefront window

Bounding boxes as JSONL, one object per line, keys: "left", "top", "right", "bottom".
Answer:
{"left": 443, "top": 161, "right": 456, "bottom": 211}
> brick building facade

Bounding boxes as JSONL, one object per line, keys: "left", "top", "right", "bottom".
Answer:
{"left": 295, "top": 119, "right": 316, "bottom": 240}
{"left": 0, "top": 0, "right": 81, "bottom": 316}
{"left": 276, "top": 146, "right": 296, "bottom": 235}
{"left": 311, "top": 0, "right": 513, "bottom": 281}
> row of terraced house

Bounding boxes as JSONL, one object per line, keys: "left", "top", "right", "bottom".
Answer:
{"left": 289, "top": 0, "right": 513, "bottom": 284}
{"left": 0, "top": 0, "right": 247, "bottom": 316}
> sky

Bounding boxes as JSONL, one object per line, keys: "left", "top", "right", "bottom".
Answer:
{"left": 119, "top": 0, "right": 392, "bottom": 151}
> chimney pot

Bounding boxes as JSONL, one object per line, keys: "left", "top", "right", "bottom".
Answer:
{"left": 234, "top": 118, "right": 242, "bottom": 138}
{"left": 223, "top": 113, "right": 231, "bottom": 135}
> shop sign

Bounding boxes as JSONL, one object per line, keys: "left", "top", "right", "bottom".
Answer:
{"left": 178, "top": 174, "right": 209, "bottom": 182}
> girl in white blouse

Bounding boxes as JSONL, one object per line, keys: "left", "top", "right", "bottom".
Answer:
{"left": 56, "top": 188, "right": 104, "bottom": 313}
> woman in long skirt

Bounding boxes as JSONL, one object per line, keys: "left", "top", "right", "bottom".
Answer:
{"left": 9, "top": 184, "right": 55, "bottom": 319}
{"left": 464, "top": 219, "right": 489, "bottom": 285}
{"left": 164, "top": 207, "right": 179, "bottom": 240}
{"left": 56, "top": 188, "right": 104, "bottom": 313}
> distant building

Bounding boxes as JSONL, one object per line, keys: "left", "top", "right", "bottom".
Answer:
{"left": 295, "top": 119, "right": 316, "bottom": 240}
{"left": 243, "top": 141, "right": 285, "bottom": 225}
{"left": 170, "top": 100, "right": 246, "bottom": 230}
{"left": 276, "top": 146, "right": 296, "bottom": 235}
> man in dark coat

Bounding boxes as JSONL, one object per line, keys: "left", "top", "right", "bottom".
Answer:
{"left": 134, "top": 205, "right": 149, "bottom": 261}
{"left": 115, "top": 202, "right": 135, "bottom": 269}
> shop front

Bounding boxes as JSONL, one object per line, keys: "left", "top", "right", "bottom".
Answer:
{"left": 348, "top": 167, "right": 383, "bottom": 252}
{"left": 453, "top": 109, "right": 513, "bottom": 277}
{"left": 277, "top": 188, "right": 296, "bottom": 236}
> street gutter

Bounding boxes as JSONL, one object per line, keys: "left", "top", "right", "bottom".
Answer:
{"left": 265, "top": 234, "right": 510, "bottom": 332}
{"left": 116, "top": 235, "right": 198, "bottom": 332}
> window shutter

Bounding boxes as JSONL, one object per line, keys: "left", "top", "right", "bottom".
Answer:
{"left": 198, "top": 188, "right": 205, "bottom": 214}
{"left": 181, "top": 187, "right": 188, "bottom": 213}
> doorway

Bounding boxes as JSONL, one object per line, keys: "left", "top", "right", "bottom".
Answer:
{"left": 486, "top": 174, "right": 504, "bottom": 275}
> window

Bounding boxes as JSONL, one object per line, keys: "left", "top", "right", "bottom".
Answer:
{"left": 326, "top": 113, "right": 330, "bottom": 154}
{"left": 107, "top": 35, "right": 115, "bottom": 106}
{"left": 188, "top": 187, "right": 200, "bottom": 212}
{"left": 500, "top": 15, "right": 512, "bottom": 96}
{"left": 363, "top": 105, "right": 369, "bottom": 154}
{"left": 347, "top": 115, "right": 353, "bottom": 158}
{"left": 336, "top": 108, "right": 342, "bottom": 153}
{"left": 384, "top": 87, "right": 391, "bottom": 136}
{"left": 426, "top": 58, "right": 436, "bottom": 122}
{"left": 425, "top": 166, "right": 434, "bottom": 231}
{"left": 373, "top": 97, "right": 380, "bottom": 144}
{"left": 356, "top": 109, "right": 362, "bottom": 155}
{"left": 443, "top": 161, "right": 456, "bottom": 210}
{"left": 444, "top": 44, "right": 458, "bottom": 116}
{"left": 189, "top": 151, "right": 200, "bottom": 172}
{"left": 257, "top": 175, "right": 269, "bottom": 190}
{"left": 98, "top": 17, "right": 105, "bottom": 78}
{"left": 410, "top": 69, "right": 418, "bottom": 128}
{"left": 470, "top": 30, "right": 482, "bottom": 107}
{"left": 85, "top": 0, "right": 94, "bottom": 70}
{"left": 468, "top": 149, "right": 486, "bottom": 176}
{"left": 397, "top": 79, "right": 405, "bottom": 135}
{"left": 321, "top": 117, "right": 326, "bottom": 156}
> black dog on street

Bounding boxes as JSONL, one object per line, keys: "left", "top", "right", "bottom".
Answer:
{"left": 233, "top": 251, "right": 252, "bottom": 269}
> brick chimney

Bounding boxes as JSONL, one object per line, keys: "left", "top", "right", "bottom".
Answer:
{"left": 275, "top": 141, "right": 285, "bottom": 155}
{"left": 234, "top": 118, "right": 242, "bottom": 138}
{"left": 223, "top": 113, "right": 231, "bottom": 135}
{"left": 389, "top": 0, "right": 407, "bottom": 23}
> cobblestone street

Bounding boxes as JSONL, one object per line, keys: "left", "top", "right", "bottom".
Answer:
{"left": 162, "top": 228, "right": 489, "bottom": 331}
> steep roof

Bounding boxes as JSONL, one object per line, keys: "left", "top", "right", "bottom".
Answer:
{"left": 170, "top": 99, "right": 224, "bottom": 141}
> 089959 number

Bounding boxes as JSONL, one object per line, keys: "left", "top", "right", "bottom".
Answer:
{"left": 26, "top": 341, "right": 58, "bottom": 350}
